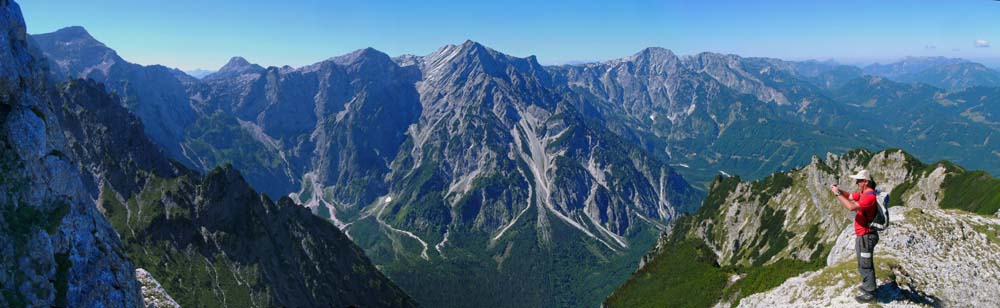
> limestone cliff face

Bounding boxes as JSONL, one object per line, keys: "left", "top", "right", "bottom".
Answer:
{"left": 646, "top": 149, "right": 927, "bottom": 270}
{"left": 0, "top": 1, "right": 143, "bottom": 306}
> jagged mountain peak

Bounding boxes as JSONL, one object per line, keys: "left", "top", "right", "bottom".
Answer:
{"left": 427, "top": 39, "right": 537, "bottom": 66}
{"left": 459, "top": 39, "right": 490, "bottom": 53}
{"left": 428, "top": 40, "right": 495, "bottom": 62}
{"left": 330, "top": 47, "right": 394, "bottom": 67}
{"left": 34, "top": 26, "right": 103, "bottom": 46}
{"left": 217, "top": 56, "right": 262, "bottom": 73}
{"left": 420, "top": 39, "right": 550, "bottom": 86}
{"left": 202, "top": 55, "right": 265, "bottom": 80}
{"left": 620, "top": 47, "right": 680, "bottom": 64}
{"left": 49, "top": 25, "right": 93, "bottom": 39}
{"left": 452, "top": 39, "right": 544, "bottom": 65}
{"left": 32, "top": 25, "right": 122, "bottom": 79}
{"left": 224, "top": 55, "right": 250, "bottom": 65}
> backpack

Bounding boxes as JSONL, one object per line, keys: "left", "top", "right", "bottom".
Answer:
{"left": 865, "top": 190, "right": 890, "bottom": 231}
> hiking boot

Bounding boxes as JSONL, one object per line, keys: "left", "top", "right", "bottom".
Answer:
{"left": 855, "top": 292, "right": 876, "bottom": 303}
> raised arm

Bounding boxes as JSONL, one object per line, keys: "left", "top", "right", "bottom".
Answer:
{"left": 831, "top": 185, "right": 860, "bottom": 211}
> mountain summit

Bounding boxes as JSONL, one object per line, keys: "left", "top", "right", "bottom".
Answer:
{"left": 36, "top": 25, "right": 97, "bottom": 43}
{"left": 32, "top": 26, "right": 118, "bottom": 79}
{"left": 207, "top": 56, "right": 264, "bottom": 79}
{"left": 33, "top": 25, "right": 199, "bottom": 166}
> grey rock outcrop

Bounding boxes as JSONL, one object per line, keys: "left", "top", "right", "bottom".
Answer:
{"left": 134, "top": 269, "right": 179, "bottom": 308}
{"left": 610, "top": 147, "right": 1000, "bottom": 307}
{"left": 741, "top": 207, "right": 1000, "bottom": 307}
{"left": 0, "top": 1, "right": 142, "bottom": 306}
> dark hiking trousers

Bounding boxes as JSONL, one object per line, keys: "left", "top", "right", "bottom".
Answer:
{"left": 856, "top": 232, "right": 879, "bottom": 294}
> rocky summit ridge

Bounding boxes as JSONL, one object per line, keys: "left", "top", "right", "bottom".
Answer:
{"left": 607, "top": 148, "right": 1000, "bottom": 307}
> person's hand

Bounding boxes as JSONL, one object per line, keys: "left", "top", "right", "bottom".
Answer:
{"left": 830, "top": 184, "right": 840, "bottom": 195}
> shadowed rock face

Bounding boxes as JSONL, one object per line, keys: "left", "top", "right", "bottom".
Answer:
{"left": 33, "top": 27, "right": 297, "bottom": 198}
{"left": 34, "top": 25, "right": 198, "bottom": 164}
{"left": 52, "top": 78, "right": 183, "bottom": 199}
{"left": 96, "top": 165, "right": 418, "bottom": 308}
{"left": 190, "top": 46, "right": 426, "bottom": 204}
{"left": 47, "top": 53, "right": 418, "bottom": 308}
{"left": 0, "top": 1, "right": 143, "bottom": 306}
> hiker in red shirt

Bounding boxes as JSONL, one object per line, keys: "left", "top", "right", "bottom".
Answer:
{"left": 831, "top": 169, "right": 879, "bottom": 303}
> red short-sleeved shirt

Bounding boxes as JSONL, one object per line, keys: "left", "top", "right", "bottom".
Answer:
{"left": 852, "top": 189, "right": 878, "bottom": 236}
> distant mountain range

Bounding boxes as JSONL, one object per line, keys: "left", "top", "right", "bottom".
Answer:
{"left": 183, "top": 68, "right": 214, "bottom": 78}
{"left": 20, "top": 16, "right": 1000, "bottom": 308}
{"left": 894, "top": 62, "right": 1000, "bottom": 89}
{"left": 863, "top": 56, "right": 1000, "bottom": 89}
{"left": 862, "top": 56, "right": 970, "bottom": 78}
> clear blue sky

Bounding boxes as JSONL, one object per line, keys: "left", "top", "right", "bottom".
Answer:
{"left": 18, "top": 0, "right": 1000, "bottom": 71}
